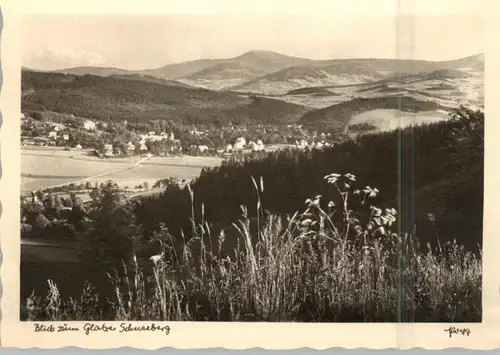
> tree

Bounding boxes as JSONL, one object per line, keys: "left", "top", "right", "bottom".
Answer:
{"left": 80, "top": 181, "right": 143, "bottom": 268}
{"left": 34, "top": 213, "right": 50, "bottom": 230}
{"left": 32, "top": 111, "right": 46, "bottom": 121}
{"left": 43, "top": 193, "right": 61, "bottom": 219}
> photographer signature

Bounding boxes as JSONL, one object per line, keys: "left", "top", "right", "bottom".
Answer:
{"left": 444, "top": 326, "right": 471, "bottom": 338}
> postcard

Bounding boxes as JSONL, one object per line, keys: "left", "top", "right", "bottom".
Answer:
{"left": 1, "top": 0, "right": 499, "bottom": 350}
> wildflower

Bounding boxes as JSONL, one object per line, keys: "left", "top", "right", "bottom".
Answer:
{"left": 325, "top": 173, "right": 341, "bottom": 184}
{"left": 301, "top": 219, "right": 312, "bottom": 226}
{"left": 370, "top": 206, "right": 382, "bottom": 217}
{"left": 149, "top": 253, "right": 164, "bottom": 264}
{"left": 328, "top": 201, "right": 335, "bottom": 208}
{"left": 369, "top": 188, "right": 379, "bottom": 198}
{"left": 344, "top": 173, "right": 356, "bottom": 182}
{"left": 325, "top": 173, "right": 341, "bottom": 179}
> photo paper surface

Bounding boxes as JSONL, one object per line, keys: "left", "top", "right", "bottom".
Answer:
{"left": 1, "top": 0, "right": 498, "bottom": 350}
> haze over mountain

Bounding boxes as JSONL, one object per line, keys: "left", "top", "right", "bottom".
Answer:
{"left": 47, "top": 51, "right": 483, "bottom": 94}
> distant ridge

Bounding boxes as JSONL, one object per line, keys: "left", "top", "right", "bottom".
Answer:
{"left": 32, "top": 51, "right": 483, "bottom": 94}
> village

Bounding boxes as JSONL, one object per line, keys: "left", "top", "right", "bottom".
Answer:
{"left": 20, "top": 112, "right": 343, "bottom": 159}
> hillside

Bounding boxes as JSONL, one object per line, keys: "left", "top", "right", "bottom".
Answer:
{"left": 230, "top": 61, "right": 389, "bottom": 94}
{"left": 178, "top": 61, "right": 271, "bottom": 90}
{"left": 107, "top": 73, "right": 194, "bottom": 88}
{"left": 173, "top": 51, "right": 313, "bottom": 89}
{"left": 49, "top": 50, "right": 312, "bottom": 84}
{"left": 142, "top": 51, "right": 311, "bottom": 81}
{"left": 299, "top": 96, "right": 443, "bottom": 131}
{"left": 21, "top": 70, "right": 311, "bottom": 126}
{"left": 287, "top": 87, "right": 339, "bottom": 96}
{"left": 53, "top": 66, "right": 134, "bottom": 77}
{"left": 229, "top": 54, "right": 484, "bottom": 94}
{"left": 133, "top": 108, "right": 484, "bottom": 255}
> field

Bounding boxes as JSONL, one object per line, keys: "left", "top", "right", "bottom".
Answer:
{"left": 21, "top": 147, "right": 141, "bottom": 193}
{"left": 22, "top": 147, "right": 224, "bottom": 193}
{"left": 87, "top": 156, "right": 224, "bottom": 189}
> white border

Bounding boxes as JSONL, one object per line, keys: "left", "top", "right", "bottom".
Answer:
{"left": 1, "top": 0, "right": 499, "bottom": 349}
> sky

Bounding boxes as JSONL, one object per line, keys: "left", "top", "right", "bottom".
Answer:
{"left": 22, "top": 14, "right": 485, "bottom": 71}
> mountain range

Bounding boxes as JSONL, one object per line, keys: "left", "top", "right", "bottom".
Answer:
{"left": 22, "top": 50, "right": 484, "bottom": 134}
{"left": 35, "top": 50, "right": 483, "bottom": 94}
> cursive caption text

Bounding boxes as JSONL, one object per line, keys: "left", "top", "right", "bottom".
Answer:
{"left": 33, "top": 323, "right": 171, "bottom": 336}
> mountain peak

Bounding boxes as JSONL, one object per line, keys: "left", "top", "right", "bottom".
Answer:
{"left": 236, "top": 50, "right": 297, "bottom": 60}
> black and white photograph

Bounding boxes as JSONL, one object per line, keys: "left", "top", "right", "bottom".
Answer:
{"left": 17, "top": 10, "right": 484, "bottom": 325}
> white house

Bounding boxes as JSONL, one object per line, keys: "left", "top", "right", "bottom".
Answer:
{"left": 127, "top": 142, "right": 135, "bottom": 151}
{"left": 250, "top": 141, "right": 265, "bottom": 152}
{"left": 234, "top": 137, "right": 246, "bottom": 150}
{"left": 225, "top": 144, "right": 233, "bottom": 152}
{"left": 190, "top": 130, "right": 204, "bottom": 137}
{"left": 104, "top": 144, "right": 114, "bottom": 157}
{"left": 198, "top": 145, "right": 209, "bottom": 153}
{"left": 63, "top": 134, "right": 69, "bottom": 141}
{"left": 48, "top": 131, "right": 57, "bottom": 140}
{"left": 140, "top": 143, "right": 148, "bottom": 152}
{"left": 235, "top": 137, "right": 246, "bottom": 146}
{"left": 75, "top": 144, "right": 83, "bottom": 150}
{"left": 296, "top": 139, "right": 308, "bottom": 149}
{"left": 83, "top": 120, "right": 96, "bottom": 131}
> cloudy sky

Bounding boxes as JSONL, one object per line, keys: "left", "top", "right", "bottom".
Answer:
{"left": 22, "top": 14, "right": 484, "bottom": 71}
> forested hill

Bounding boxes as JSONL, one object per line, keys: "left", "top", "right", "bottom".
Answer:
{"left": 134, "top": 107, "right": 483, "bottom": 254}
{"left": 21, "top": 70, "right": 312, "bottom": 126}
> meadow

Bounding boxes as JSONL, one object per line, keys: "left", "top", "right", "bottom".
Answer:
{"left": 21, "top": 147, "right": 139, "bottom": 193}
{"left": 22, "top": 172, "right": 482, "bottom": 322}
{"left": 87, "top": 156, "right": 223, "bottom": 189}
{"left": 348, "top": 109, "right": 449, "bottom": 132}
{"left": 22, "top": 147, "right": 223, "bottom": 193}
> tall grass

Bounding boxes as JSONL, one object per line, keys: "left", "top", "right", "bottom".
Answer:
{"left": 22, "top": 173, "right": 482, "bottom": 322}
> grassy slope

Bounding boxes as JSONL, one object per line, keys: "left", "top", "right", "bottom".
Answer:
{"left": 21, "top": 70, "right": 312, "bottom": 125}
{"left": 299, "top": 96, "right": 443, "bottom": 131}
